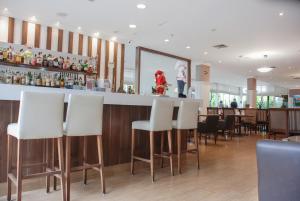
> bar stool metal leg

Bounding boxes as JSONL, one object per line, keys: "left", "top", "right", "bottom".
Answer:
{"left": 167, "top": 130, "right": 174, "bottom": 176}
{"left": 131, "top": 129, "right": 135, "bottom": 175}
{"left": 97, "top": 135, "right": 105, "bottom": 194}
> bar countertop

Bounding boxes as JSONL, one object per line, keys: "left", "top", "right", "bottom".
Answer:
{"left": 0, "top": 84, "right": 202, "bottom": 106}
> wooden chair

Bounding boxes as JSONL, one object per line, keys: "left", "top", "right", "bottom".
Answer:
{"left": 7, "top": 91, "right": 66, "bottom": 201}
{"left": 268, "top": 109, "right": 288, "bottom": 140}
{"left": 131, "top": 99, "right": 174, "bottom": 182}
{"left": 172, "top": 100, "right": 201, "bottom": 174}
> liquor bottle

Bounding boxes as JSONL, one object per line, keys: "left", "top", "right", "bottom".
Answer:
{"left": 0, "top": 48, "right": 3, "bottom": 61}
{"left": 60, "top": 73, "right": 65, "bottom": 88}
{"left": 3, "top": 48, "right": 8, "bottom": 62}
{"left": 31, "top": 54, "right": 37, "bottom": 66}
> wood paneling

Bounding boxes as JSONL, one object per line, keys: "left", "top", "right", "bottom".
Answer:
{"left": 87, "top": 36, "right": 92, "bottom": 57}
{"left": 120, "top": 44, "right": 125, "bottom": 88}
{"left": 8, "top": 17, "right": 15, "bottom": 43}
{"left": 68, "top": 32, "right": 73, "bottom": 54}
{"left": 46, "top": 27, "right": 52, "bottom": 50}
{"left": 113, "top": 42, "right": 118, "bottom": 92}
{"left": 96, "top": 39, "right": 102, "bottom": 78}
{"left": 21, "top": 21, "right": 28, "bottom": 45}
{"left": 57, "top": 29, "right": 63, "bottom": 52}
{"left": 78, "top": 34, "right": 83, "bottom": 55}
{"left": 104, "top": 40, "right": 110, "bottom": 79}
{"left": 34, "top": 24, "right": 41, "bottom": 48}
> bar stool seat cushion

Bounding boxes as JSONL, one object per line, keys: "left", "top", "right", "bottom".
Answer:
{"left": 7, "top": 123, "right": 18, "bottom": 138}
{"left": 132, "top": 121, "right": 151, "bottom": 131}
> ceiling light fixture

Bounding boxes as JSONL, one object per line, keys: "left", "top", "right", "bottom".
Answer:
{"left": 279, "top": 12, "right": 284, "bottom": 16}
{"left": 164, "top": 39, "right": 170, "bottom": 42}
{"left": 186, "top": 46, "right": 191, "bottom": 49}
{"left": 137, "top": 4, "right": 146, "bottom": 9}
{"left": 111, "top": 36, "right": 117, "bottom": 41}
{"left": 204, "top": 52, "right": 208, "bottom": 55}
{"left": 129, "top": 24, "right": 137, "bottom": 29}
{"left": 55, "top": 21, "right": 60, "bottom": 27}
{"left": 3, "top": 8, "right": 8, "bottom": 12}
{"left": 257, "top": 67, "right": 273, "bottom": 73}
{"left": 94, "top": 32, "right": 99, "bottom": 37}
{"left": 29, "top": 16, "right": 37, "bottom": 22}
{"left": 77, "top": 26, "right": 82, "bottom": 31}
{"left": 218, "top": 60, "right": 222, "bottom": 63}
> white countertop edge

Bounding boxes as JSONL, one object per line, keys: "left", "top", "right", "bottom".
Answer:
{"left": 0, "top": 84, "right": 203, "bottom": 107}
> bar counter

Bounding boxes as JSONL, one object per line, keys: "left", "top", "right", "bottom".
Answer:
{"left": 0, "top": 84, "right": 202, "bottom": 183}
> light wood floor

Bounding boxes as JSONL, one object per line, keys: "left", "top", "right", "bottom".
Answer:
{"left": 0, "top": 135, "right": 264, "bottom": 201}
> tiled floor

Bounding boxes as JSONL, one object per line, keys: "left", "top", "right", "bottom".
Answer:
{"left": 0, "top": 135, "right": 263, "bottom": 201}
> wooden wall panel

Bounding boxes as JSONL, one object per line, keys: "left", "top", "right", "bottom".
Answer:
{"left": 57, "top": 29, "right": 63, "bottom": 52}
{"left": 8, "top": 17, "right": 15, "bottom": 43}
{"left": 96, "top": 39, "right": 102, "bottom": 78}
{"left": 68, "top": 32, "right": 73, "bottom": 54}
{"left": 46, "top": 27, "right": 52, "bottom": 50}
{"left": 113, "top": 42, "right": 118, "bottom": 91}
{"left": 120, "top": 44, "right": 125, "bottom": 88}
{"left": 104, "top": 40, "right": 110, "bottom": 79}
{"left": 34, "top": 24, "right": 41, "bottom": 48}
{"left": 21, "top": 21, "right": 28, "bottom": 45}
{"left": 78, "top": 34, "right": 83, "bottom": 55}
{"left": 87, "top": 36, "right": 92, "bottom": 57}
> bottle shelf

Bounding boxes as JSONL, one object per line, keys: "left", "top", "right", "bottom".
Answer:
{"left": 0, "top": 61, "right": 97, "bottom": 76}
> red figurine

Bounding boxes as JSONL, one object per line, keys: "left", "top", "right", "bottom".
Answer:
{"left": 155, "top": 70, "right": 167, "bottom": 95}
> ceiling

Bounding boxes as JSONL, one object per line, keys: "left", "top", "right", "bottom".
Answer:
{"left": 1, "top": 0, "right": 300, "bottom": 89}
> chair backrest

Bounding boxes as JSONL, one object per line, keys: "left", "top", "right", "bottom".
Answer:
{"left": 269, "top": 109, "right": 288, "bottom": 134}
{"left": 65, "top": 94, "right": 104, "bottom": 136}
{"left": 257, "top": 140, "right": 300, "bottom": 201}
{"left": 224, "top": 115, "right": 235, "bottom": 130}
{"left": 205, "top": 115, "right": 220, "bottom": 133}
{"left": 257, "top": 109, "right": 268, "bottom": 122}
{"left": 18, "top": 91, "right": 64, "bottom": 139}
{"left": 176, "top": 100, "right": 201, "bottom": 129}
{"left": 223, "top": 108, "right": 235, "bottom": 119}
{"left": 207, "top": 107, "right": 219, "bottom": 115}
{"left": 244, "top": 108, "right": 257, "bottom": 124}
{"left": 288, "top": 109, "right": 300, "bottom": 133}
{"left": 149, "top": 99, "right": 174, "bottom": 131}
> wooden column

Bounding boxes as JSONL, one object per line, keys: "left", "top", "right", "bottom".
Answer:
{"left": 96, "top": 39, "right": 102, "bottom": 78}
{"left": 34, "top": 24, "right": 41, "bottom": 48}
{"left": 104, "top": 40, "right": 109, "bottom": 79}
{"left": 120, "top": 44, "right": 125, "bottom": 88}
{"left": 8, "top": 17, "right": 15, "bottom": 43}
{"left": 46, "top": 27, "right": 52, "bottom": 50}
{"left": 113, "top": 42, "right": 118, "bottom": 92}
{"left": 57, "top": 29, "right": 63, "bottom": 52}
{"left": 21, "top": 21, "right": 28, "bottom": 45}
{"left": 68, "top": 32, "right": 73, "bottom": 54}
{"left": 78, "top": 34, "right": 83, "bottom": 55}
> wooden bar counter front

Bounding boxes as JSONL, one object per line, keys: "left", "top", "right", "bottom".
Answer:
{"left": 0, "top": 84, "right": 197, "bottom": 183}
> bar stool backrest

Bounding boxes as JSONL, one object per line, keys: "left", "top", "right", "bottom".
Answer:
{"left": 177, "top": 100, "right": 201, "bottom": 129}
{"left": 65, "top": 94, "right": 104, "bottom": 136}
{"left": 149, "top": 99, "right": 174, "bottom": 131}
{"left": 18, "top": 91, "right": 64, "bottom": 139}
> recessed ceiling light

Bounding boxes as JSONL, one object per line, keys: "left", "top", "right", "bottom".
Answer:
{"left": 3, "top": 8, "right": 8, "bottom": 12}
{"left": 29, "top": 16, "right": 37, "bottom": 22}
{"left": 279, "top": 12, "right": 284, "bottom": 16}
{"left": 204, "top": 52, "right": 208, "bottom": 55}
{"left": 111, "top": 36, "right": 117, "bottom": 41}
{"left": 186, "top": 46, "right": 191, "bottom": 49}
{"left": 55, "top": 21, "right": 60, "bottom": 27}
{"left": 94, "top": 32, "right": 99, "bottom": 37}
{"left": 137, "top": 4, "right": 146, "bottom": 9}
{"left": 77, "top": 26, "right": 82, "bottom": 31}
{"left": 257, "top": 67, "right": 273, "bottom": 73}
{"left": 129, "top": 24, "right": 137, "bottom": 29}
{"left": 218, "top": 60, "right": 222, "bottom": 63}
{"left": 164, "top": 39, "right": 170, "bottom": 42}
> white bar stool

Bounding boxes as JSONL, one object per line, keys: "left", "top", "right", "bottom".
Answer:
{"left": 131, "top": 99, "right": 174, "bottom": 182}
{"left": 63, "top": 94, "right": 105, "bottom": 201}
{"left": 7, "top": 91, "right": 66, "bottom": 201}
{"left": 172, "top": 100, "right": 201, "bottom": 174}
